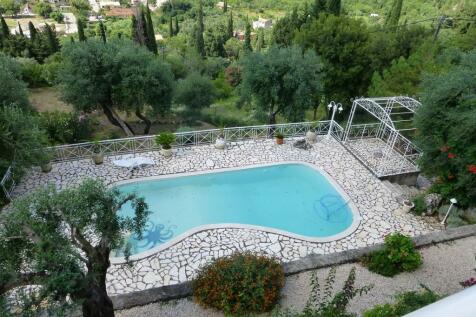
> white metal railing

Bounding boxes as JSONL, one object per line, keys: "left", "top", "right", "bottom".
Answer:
{"left": 341, "top": 123, "right": 422, "bottom": 177}
{"left": 0, "top": 165, "right": 15, "bottom": 201}
{"left": 48, "top": 121, "right": 334, "bottom": 162}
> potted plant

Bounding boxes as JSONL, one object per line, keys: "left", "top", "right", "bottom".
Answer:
{"left": 156, "top": 132, "right": 176, "bottom": 158}
{"left": 39, "top": 149, "right": 53, "bottom": 173}
{"left": 91, "top": 140, "right": 104, "bottom": 165}
{"left": 306, "top": 122, "right": 318, "bottom": 143}
{"left": 214, "top": 127, "right": 226, "bottom": 150}
{"left": 403, "top": 199, "right": 415, "bottom": 213}
{"left": 275, "top": 132, "right": 284, "bottom": 145}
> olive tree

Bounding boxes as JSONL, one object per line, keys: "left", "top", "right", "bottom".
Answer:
{"left": 239, "top": 45, "right": 322, "bottom": 124}
{"left": 59, "top": 39, "right": 174, "bottom": 136}
{"left": 0, "top": 179, "right": 150, "bottom": 317}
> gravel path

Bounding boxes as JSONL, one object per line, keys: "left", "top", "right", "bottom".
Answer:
{"left": 117, "top": 235, "right": 476, "bottom": 317}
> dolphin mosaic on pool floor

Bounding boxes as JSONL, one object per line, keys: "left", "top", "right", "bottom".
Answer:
{"left": 12, "top": 137, "right": 440, "bottom": 295}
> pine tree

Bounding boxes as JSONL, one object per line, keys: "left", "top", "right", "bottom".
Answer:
{"left": 327, "top": 0, "right": 341, "bottom": 16}
{"left": 98, "top": 21, "right": 107, "bottom": 43}
{"left": 312, "top": 0, "right": 327, "bottom": 18}
{"left": 144, "top": 5, "right": 157, "bottom": 54}
{"left": 227, "top": 10, "right": 233, "bottom": 39}
{"left": 169, "top": 16, "right": 173, "bottom": 37}
{"left": 223, "top": 0, "right": 227, "bottom": 12}
{"left": 243, "top": 18, "right": 252, "bottom": 52}
{"left": 174, "top": 16, "right": 179, "bottom": 35}
{"left": 28, "top": 21, "right": 37, "bottom": 41}
{"left": 385, "top": 0, "right": 403, "bottom": 29}
{"left": 77, "top": 19, "right": 86, "bottom": 41}
{"left": 44, "top": 23, "right": 60, "bottom": 53}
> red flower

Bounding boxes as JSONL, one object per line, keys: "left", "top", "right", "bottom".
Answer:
{"left": 468, "top": 165, "right": 476, "bottom": 175}
{"left": 440, "top": 145, "right": 450, "bottom": 152}
{"left": 448, "top": 152, "right": 456, "bottom": 159}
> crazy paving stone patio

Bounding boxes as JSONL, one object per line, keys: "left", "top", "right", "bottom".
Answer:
{"left": 13, "top": 136, "right": 439, "bottom": 295}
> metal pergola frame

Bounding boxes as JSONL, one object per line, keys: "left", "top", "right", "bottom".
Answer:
{"left": 342, "top": 96, "right": 422, "bottom": 177}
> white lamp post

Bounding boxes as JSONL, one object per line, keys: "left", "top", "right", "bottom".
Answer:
{"left": 327, "top": 101, "right": 343, "bottom": 139}
{"left": 441, "top": 198, "right": 458, "bottom": 225}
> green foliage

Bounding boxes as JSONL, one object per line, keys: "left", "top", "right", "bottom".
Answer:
{"left": 0, "top": 179, "right": 150, "bottom": 316}
{"left": 411, "top": 195, "right": 426, "bottom": 216}
{"left": 212, "top": 71, "right": 233, "bottom": 99}
{"left": 244, "top": 18, "right": 252, "bottom": 52}
{"left": 224, "top": 37, "right": 242, "bottom": 59}
{"left": 0, "top": 0, "right": 20, "bottom": 15}
{"left": 17, "top": 57, "right": 48, "bottom": 88}
{"left": 414, "top": 49, "right": 476, "bottom": 207}
{"left": 295, "top": 14, "right": 371, "bottom": 104}
{"left": 204, "top": 21, "right": 228, "bottom": 57}
{"left": 271, "top": 7, "right": 302, "bottom": 48}
{"left": 362, "top": 233, "right": 422, "bottom": 277}
{"left": 33, "top": 1, "right": 53, "bottom": 18}
{"left": 273, "top": 267, "right": 372, "bottom": 317}
{"left": 50, "top": 10, "right": 64, "bottom": 23}
{"left": 0, "top": 54, "right": 30, "bottom": 109}
{"left": 155, "top": 132, "right": 175, "bottom": 149}
{"left": 39, "top": 111, "right": 93, "bottom": 144}
{"left": 0, "top": 106, "right": 48, "bottom": 177}
{"left": 327, "top": 0, "right": 341, "bottom": 16}
{"left": 175, "top": 72, "right": 217, "bottom": 117}
{"left": 239, "top": 45, "right": 322, "bottom": 124}
{"left": 193, "top": 253, "right": 285, "bottom": 315}
{"left": 363, "top": 287, "right": 441, "bottom": 317}
{"left": 144, "top": 5, "right": 158, "bottom": 54}
{"left": 385, "top": 0, "right": 403, "bottom": 29}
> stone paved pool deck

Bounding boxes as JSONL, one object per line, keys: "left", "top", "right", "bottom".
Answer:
{"left": 13, "top": 137, "right": 440, "bottom": 296}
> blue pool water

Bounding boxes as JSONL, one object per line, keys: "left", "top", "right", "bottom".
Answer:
{"left": 115, "top": 163, "right": 355, "bottom": 256}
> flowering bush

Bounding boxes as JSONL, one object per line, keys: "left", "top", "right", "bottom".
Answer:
{"left": 362, "top": 233, "right": 422, "bottom": 277}
{"left": 193, "top": 253, "right": 284, "bottom": 315}
{"left": 460, "top": 277, "right": 476, "bottom": 288}
{"left": 414, "top": 50, "right": 476, "bottom": 207}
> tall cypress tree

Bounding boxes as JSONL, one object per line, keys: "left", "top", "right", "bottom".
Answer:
{"left": 243, "top": 18, "right": 252, "bottom": 52}
{"left": 1, "top": 16, "right": 10, "bottom": 47}
{"left": 174, "top": 16, "right": 179, "bottom": 35}
{"left": 227, "top": 10, "right": 233, "bottom": 39}
{"left": 131, "top": 14, "right": 139, "bottom": 43}
{"left": 195, "top": 0, "right": 205, "bottom": 57}
{"left": 17, "top": 23, "right": 24, "bottom": 36}
{"left": 144, "top": 5, "right": 157, "bottom": 54}
{"left": 327, "top": 0, "right": 341, "bottom": 16}
{"left": 312, "top": 0, "right": 327, "bottom": 18}
{"left": 44, "top": 23, "right": 60, "bottom": 53}
{"left": 385, "top": 0, "right": 403, "bottom": 29}
{"left": 223, "top": 0, "right": 227, "bottom": 12}
{"left": 256, "top": 29, "right": 264, "bottom": 52}
{"left": 169, "top": 16, "right": 173, "bottom": 37}
{"left": 77, "top": 19, "right": 86, "bottom": 41}
{"left": 98, "top": 21, "right": 106, "bottom": 43}
{"left": 28, "top": 21, "right": 37, "bottom": 41}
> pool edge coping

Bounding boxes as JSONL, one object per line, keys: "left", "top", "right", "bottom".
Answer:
{"left": 109, "top": 161, "right": 362, "bottom": 264}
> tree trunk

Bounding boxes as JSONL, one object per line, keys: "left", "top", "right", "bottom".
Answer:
{"left": 135, "top": 108, "right": 152, "bottom": 135}
{"left": 102, "top": 104, "right": 135, "bottom": 136}
{"left": 82, "top": 284, "right": 115, "bottom": 317}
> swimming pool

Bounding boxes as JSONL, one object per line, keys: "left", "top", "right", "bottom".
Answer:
{"left": 115, "top": 163, "right": 359, "bottom": 256}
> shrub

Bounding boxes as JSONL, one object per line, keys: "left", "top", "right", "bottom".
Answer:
{"left": 362, "top": 233, "right": 422, "bottom": 277}
{"left": 363, "top": 287, "right": 440, "bottom": 317}
{"left": 411, "top": 195, "right": 426, "bottom": 215}
{"left": 273, "top": 267, "right": 372, "bottom": 317}
{"left": 193, "top": 253, "right": 285, "bottom": 315}
{"left": 39, "top": 111, "right": 93, "bottom": 144}
{"left": 18, "top": 58, "right": 49, "bottom": 88}
{"left": 155, "top": 132, "right": 176, "bottom": 149}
